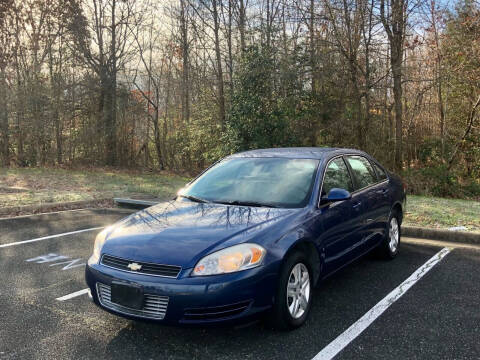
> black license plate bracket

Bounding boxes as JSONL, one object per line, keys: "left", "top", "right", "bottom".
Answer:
{"left": 110, "top": 282, "right": 144, "bottom": 310}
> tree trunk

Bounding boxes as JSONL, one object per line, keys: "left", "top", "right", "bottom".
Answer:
{"left": 239, "top": 0, "right": 246, "bottom": 52}
{"left": 180, "top": 0, "right": 190, "bottom": 123}
{"left": 14, "top": 57, "right": 25, "bottom": 166}
{"left": 438, "top": 76, "right": 445, "bottom": 157}
{"left": 266, "top": 0, "right": 271, "bottom": 48}
{"left": 48, "top": 39, "right": 63, "bottom": 165}
{"left": 309, "top": 0, "right": 316, "bottom": 96}
{"left": 429, "top": 0, "right": 446, "bottom": 158}
{"left": 106, "top": 0, "right": 117, "bottom": 166}
{"left": 380, "top": 0, "right": 405, "bottom": 170}
{"left": 212, "top": 0, "right": 226, "bottom": 128}
{"left": 392, "top": 47, "right": 403, "bottom": 169}
{"left": 104, "top": 80, "right": 116, "bottom": 166}
{"left": 350, "top": 60, "right": 364, "bottom": 150}
{"left": 0, "top": 68, "right": 8, "bottom": 166}
{"left": 153, "top": 90, "right": 164, "bottom": 170}
{"left": 227, "top": 0, "right": 233, "bottom": 97}
{"left": 363, "top": 0, "right": 373, "bottom": 151}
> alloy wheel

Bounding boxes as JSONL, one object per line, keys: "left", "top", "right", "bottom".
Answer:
{"left": 286, "top": 263, "right": 310, "bottom": 319}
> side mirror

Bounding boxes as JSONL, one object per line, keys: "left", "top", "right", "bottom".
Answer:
{"left": 322, "top": 188, "right": 352, "bottom": 203}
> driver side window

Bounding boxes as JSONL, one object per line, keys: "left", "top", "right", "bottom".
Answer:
{"left": 322, "top": 157, "right": 354, "bottom": 196}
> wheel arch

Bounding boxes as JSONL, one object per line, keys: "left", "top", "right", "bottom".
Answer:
{"left": 391, "top": 201, "right": 404, "bottom": 224}
{"left": 282, "top": 240, "right": 322, "bottom": 286}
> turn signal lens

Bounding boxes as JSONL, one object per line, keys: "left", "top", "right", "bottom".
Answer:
{"left": 192, "top": 243, "right": 266, "bottom": 276}
{"left": 251, "top": 247, "right": 263, "bottom": 263}
{"left": 194, "top": 264, "right": 205, "bottom": 273}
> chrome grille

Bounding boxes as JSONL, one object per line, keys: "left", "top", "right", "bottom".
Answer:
{"left": 101, "top": 254, "right": 181, "bottom": 278}
{"left": 96, "top": 283, "right": 169, "bottom": 320}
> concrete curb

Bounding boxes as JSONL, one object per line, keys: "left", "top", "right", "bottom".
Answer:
{"left": 0, "top": 198, "right": 113, "bottom": 217}
{"left": 113, "top": 198, "right": 159, "bottom": 208}
{"left": 403, "top": 226, "right": 480, "bottom": 245}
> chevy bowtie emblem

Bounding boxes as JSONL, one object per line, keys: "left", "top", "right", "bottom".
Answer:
{"left": 127, "top": 262, "right": 142, "bottom": 271}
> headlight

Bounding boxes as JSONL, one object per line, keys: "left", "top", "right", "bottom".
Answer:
{"left": 87, "top": 228, "right": 109, "bottom": 265}
{"left": 192, "top": 243, "right": 266, "bottom": 276}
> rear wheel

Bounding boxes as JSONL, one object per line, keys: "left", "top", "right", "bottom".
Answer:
{"left": 378, "top": 211, "right": 401, "bottom": 259}
{"left": 269, "top": 251, "right": 313, "bottom": 330}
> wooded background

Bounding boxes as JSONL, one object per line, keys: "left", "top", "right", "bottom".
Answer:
{"left": 0, "top": 0, "right": 479, "bottom": 198}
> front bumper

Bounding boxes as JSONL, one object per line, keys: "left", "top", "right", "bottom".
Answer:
{"left": 85, "top": 261, "right": 278, "bottom": 325}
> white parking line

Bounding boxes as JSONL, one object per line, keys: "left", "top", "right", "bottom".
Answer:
{"left": 0, "top": 208, "right": 90, "bottom": 221}
{"left": 312, "top": 247, "right": 451, "bottom": 360}
{"left": 0, "top": 227, "right": 103, "bottom": 248}
{"left": 56, "top": 288, "right": 89, "bottom": 301}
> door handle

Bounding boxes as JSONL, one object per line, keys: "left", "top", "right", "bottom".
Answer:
{"left": 352, "top": 201, "right": 362, "bottom": 209}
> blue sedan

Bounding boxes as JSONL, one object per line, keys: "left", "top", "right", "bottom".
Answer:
{"left": 85, "top": 148, "right": 406, "bottom": 329}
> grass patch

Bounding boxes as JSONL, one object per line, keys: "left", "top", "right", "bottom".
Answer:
{"left": 0, "top": 167, "right": 189, "bottom": 209}
{"left": 405, "top": 195, "right": 480, "bottom": 232}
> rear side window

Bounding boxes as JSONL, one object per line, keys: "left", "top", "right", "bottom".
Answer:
{"left": 373, "top": 162, "right": 387, "bottom": 181}
{"left": 345, "top": 156, "right": 377, "bottom": 190}
{"left": 322, "top": 157, "right": 354, "bottom": 196}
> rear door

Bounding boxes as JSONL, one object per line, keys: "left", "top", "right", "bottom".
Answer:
{"left": 344, "top": 155, "right": 381, "bottom": 250}
{"left": 317, "top": 156, "right": 362, "bottom": 273}
{"left": 370, "top": 160, "right": 391, "bottom": 237}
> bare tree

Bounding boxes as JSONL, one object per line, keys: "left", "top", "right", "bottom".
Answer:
{"left": 0, "top": 0, "right": 14, "bottom": 165}
{"left": 68, "top": 0, "right": 137, "bottom": 165}
{"left": 212, "top": 0, "right": 226, "bottom": 127}
{"left": 180, "top": 0, "right": 191, "bottom": 123}
{"left": 189, "top": 0, "right": 226, "bottom": 127}
{"left": 324, "top": 0, "right": 378, "bottom": 149}
{"left": 380, "top": 0, "right": 408, "bottom": 169}
{"left": 129, "top": 7, "right": 167, "bottom": 170}
{"left": 423, "top": 0, "right": 446, "bottom": 156}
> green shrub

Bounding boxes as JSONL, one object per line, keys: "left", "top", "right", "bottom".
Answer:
{"left": 402, "top": 165, "right": 480, "bottom": 199}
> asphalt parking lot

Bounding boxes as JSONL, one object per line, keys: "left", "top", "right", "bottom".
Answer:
{"left": 0, "top": 209, "right": 479, "bottom": 360}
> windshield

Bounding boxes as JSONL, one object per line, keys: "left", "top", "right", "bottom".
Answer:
{"left": 180, "top": 157, "right": 319, "bottom": 208}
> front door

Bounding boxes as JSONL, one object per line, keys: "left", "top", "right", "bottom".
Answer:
{"left": 316, "top": 156, "right": 363, "bottom": 274}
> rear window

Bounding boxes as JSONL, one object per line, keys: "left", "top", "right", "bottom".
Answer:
{"left": 345, "top": 156, "right": 377, "bottom": 190}
{"left": 373, "top": 162, "right": 387, "bottom": 181}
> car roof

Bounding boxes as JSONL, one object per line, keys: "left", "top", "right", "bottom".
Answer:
{"left": 229, "top": 147, "right": 367, "bottom": 160}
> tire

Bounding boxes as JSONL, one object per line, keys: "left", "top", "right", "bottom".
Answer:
{"left": 268, "top": 250, "right": 313, "bottom": 330}
{"left": 377, "top": 211, "right": 401, "bottom": 259}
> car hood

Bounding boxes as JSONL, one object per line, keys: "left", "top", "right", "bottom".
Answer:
{"left": 101, "top": 200, "right": 299, "bottom": 269}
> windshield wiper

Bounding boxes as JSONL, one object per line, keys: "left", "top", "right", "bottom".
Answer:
{"left": 178, "top": 194, "right": 210, "bottom": 203}
{"left": 215, "top": 200, "right": 278, "bottom": 208}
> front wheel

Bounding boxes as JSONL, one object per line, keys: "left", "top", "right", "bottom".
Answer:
{"left": 269, "top": 251, "right": 313, "bottom": 330}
